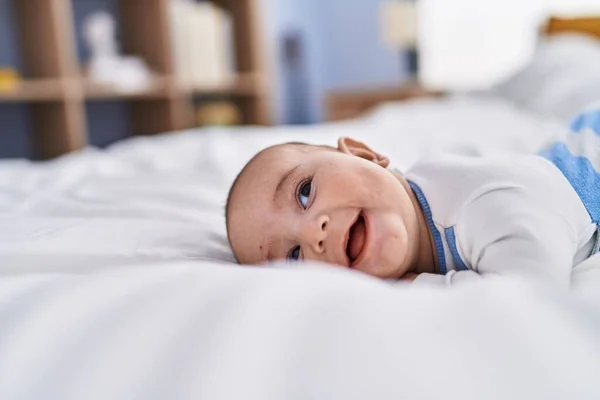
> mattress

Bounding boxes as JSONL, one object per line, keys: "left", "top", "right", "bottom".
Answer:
{"left": 1, "top": 96, "right": 599, "bottom": 399}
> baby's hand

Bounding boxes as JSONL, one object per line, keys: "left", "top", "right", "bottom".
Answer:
{"left": 399, "top": 272, "right": 419, "bottom": 282}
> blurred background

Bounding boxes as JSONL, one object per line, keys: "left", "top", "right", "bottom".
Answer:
{"left": 1, "top": 0, "right": 600, "bottom": 159}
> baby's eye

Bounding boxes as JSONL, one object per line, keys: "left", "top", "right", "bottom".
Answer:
{"left": 297, "top": 180, "right": 312, "bottom": 209}
{"left": 287, "top": 245, "right": 301, "bottom": 261}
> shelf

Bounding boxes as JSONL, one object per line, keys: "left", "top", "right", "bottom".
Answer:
{"left": 85, "top": 73, "right": 261, "bottom": 98}
{"left": 84, "top": 76, "right": 171, "bottom": 100}
{"left": 4, "top": 0, "right": 269, "bottom": 159}
{"left": 196, "top": 73, "right": 259, "bottom": 96}
{"left": 0, "top": 79, "right": 64, "bottom": 102}
{"left": 0, "top": 74, "right": 263, "bottom": 102}
{"left": 0, "top": 77, "right": 172, "bottom": 101}
{"left": 182, "top": 73, "right": 262, "bottom": 96}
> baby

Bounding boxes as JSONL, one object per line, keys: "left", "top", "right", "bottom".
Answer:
{"left": 226, "top": 109, "right": 600, "bottom": 288}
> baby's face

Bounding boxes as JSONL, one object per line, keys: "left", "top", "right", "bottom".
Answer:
{"left": 227, "top": 139, "right": 420, "bottom": 279}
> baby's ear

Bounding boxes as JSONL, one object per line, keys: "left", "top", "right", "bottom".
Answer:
{"left": 337, "top": 137, "right": 389, "bottom": 168}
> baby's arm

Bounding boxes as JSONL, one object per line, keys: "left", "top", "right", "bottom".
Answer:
{"left": 413, "top": 187, "right": 578, "bottom": 289}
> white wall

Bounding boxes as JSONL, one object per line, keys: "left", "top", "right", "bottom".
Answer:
{"left": 419, "top": 0, "right": 600, "bottom": 91}
{"left": 419, "top": 0, "right": 546, "bottom": 90}
{"left": 548, "top": 0, "right": 600, "bottom": 15}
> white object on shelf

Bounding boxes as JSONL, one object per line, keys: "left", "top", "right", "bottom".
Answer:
{"left": 171, "top": 1, "right": 235, "bottom": 89}
{"left": 169, "top": 0, "right": 195, "bottom": 86}
{"left": 191, "top": 3, "right": 231, "bottom": 87}
{"left": 83, "top": 11, "right": 152, "bottom": 92}
{"left": 188, "top": 3, "right": 212, "bottom": 87}
{"left": 380, "top": 0, "right": 418, "bottom": 48}
{"left": 220, "top": 9, "right": 237, "bottom": 84}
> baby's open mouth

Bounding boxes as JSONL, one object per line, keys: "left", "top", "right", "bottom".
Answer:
{"left": 346, "top": 213, "right": 366, "bottom": 265}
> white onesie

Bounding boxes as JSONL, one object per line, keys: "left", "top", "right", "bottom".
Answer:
{"left": 405, "top": 108, "right": 600, "bottom": 288}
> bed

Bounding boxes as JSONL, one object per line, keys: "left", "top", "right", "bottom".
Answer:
{"left": 1, "top": 16, "right": 600, "bottom": 400}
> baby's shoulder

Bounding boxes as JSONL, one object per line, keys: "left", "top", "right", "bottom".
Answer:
{"left": 405, "top": 154, "right": 572, "bottom": 220}
{"left": 407, "top": 153, "right": 564, "bottom": 190}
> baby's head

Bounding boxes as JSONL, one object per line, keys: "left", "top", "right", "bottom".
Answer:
{"left": 226, "top": 137, "right": 422, "bottom": 279}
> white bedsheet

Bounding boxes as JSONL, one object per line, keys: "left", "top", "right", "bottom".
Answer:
{"left": 0, "top": 258, "right": 599, "bottom": 400}
{"left": 1, "top": 96, "right": 599, "bottom": 399}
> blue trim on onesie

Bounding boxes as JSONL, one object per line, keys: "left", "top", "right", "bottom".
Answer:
{"left": 540, "top": 142, "right": 600, "bottom": 225}
{"left": 444, "top": 227, "right": 469, "bottom": 271}
{"left": 570, "top": 109, "right": 600, "bottom": 135}
{"left": 408, "top": 181, "right": 447, "bottom": 274}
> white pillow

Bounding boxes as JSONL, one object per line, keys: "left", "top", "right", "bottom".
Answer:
{"left": 491, "top": 33, "right": 600, "bottom": 122}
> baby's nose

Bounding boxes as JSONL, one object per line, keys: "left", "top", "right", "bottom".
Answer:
{"left": 302, "top": 214, "right": 329, "bottom": 254}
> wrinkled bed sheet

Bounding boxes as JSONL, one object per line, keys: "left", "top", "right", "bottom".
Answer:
{"left": 1, "top": 96, "right": 598, "bottom": 399}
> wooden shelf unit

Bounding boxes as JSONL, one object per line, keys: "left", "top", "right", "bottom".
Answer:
{"left": 0, "top": 79, "right": 65, "bottom": 102}
{"left": 2, "top": 0, "right": 270, "bottom": 160}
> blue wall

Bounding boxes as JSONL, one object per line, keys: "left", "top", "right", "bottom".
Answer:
{"left": 0, "top": 0, "right": 31, "bottom": 158}
{"left": 263, "top": 0, "right": 328, "bottom": 124}
{"left": 320, "top": 0, "right": 406, "bottom": 90}
{"left": 0, "top": 0, "right": 405, "bottom": 158}
{"left": 264, "top": 0, "right": 405, "bottom": 124}
{"left": 263, "top": 0, "right": 406, "bottom": 123}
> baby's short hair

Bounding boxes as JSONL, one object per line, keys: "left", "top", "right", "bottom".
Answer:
{"left": 225, "top": 141, "right": 335, "bottom": 255}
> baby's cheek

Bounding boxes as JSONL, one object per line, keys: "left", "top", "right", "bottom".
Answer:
{"left": 354, "top": 175, "right": 386, "bottom": 204}
{"left": 385, "top": 222, "right": 408, "bottom": 268}
{"left": 367, "top": 173, "right": 398, "bottom": 204}
{"left": 373, "top": 217, "right": 408, "bottom": 278}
